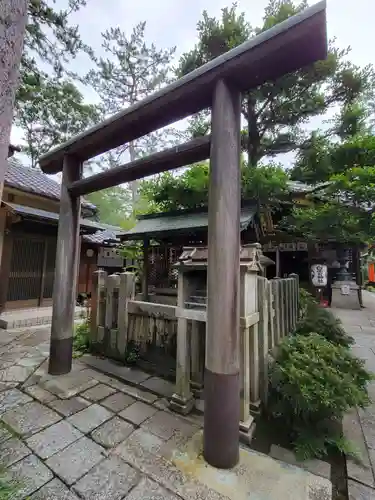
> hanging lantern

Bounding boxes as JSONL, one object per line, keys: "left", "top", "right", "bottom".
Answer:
{"left": 310, "top": 263, "right": 328, "bottom": 288}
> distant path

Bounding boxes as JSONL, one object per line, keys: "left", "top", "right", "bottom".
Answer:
{"left": 333, "top": 290, "right": 375, "bottom": 499}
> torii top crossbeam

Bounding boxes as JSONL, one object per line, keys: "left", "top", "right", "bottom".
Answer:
{"left": 39, "top": 1, "right": 327, "bottom": 175}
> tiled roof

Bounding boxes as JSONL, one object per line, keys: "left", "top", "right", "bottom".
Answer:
{"left": 287, "top": 180, "right": 331, "bottom": 193}
{"left": 119, "top": 206, "right": 256, "bottom": 240}
{"left": 4, "top": 203, "right": 104, "bottom": 234}
{"left": 83, "top": 225, "right": 121, "bottom": 245}
{"left": 5, "top": 158, "right": 96, "bottom": 212}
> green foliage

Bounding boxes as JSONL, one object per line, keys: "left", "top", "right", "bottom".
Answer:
{"left": 285, "top": 132, "right": 375, "bottom": 245}
{"left": 87, "top": 22, "right": 175, "bottom": 115}
{"left": 283, "top": 202, "right": 371, "bottom": 245}
{"left": 295, "top": 303, "right": 354, "bottom": 348}
{"left": 18, "top": 0, "right": 91, "bottom": 110}
{"left": 298, "top": 288, "right": 317, "bottom": 319}
{"left": 241, "top": 163, "right": 289, "bottom": 203}
{"left": 85, "top": 21, "right": 178, "bottom": 208}
{"left": 86, "top": 187, "right": 132, "bottom": 227}
{"left": 15, "top": 78, "right": 100, "bottom": 168}
{"left": 178, "top": 1, "right": 374, "bottom": 165}
{"left": 291, "top": 133, "right": 375, "bottom": 184}
{"left": 13, "top": 1, "right": 100, "bottom": 166}
{"left": 0, "top": 475, "right": 18, "bottom": 500}
{"left": 124, "top": 342, "right": 140, "bottom": 365}
{"left": 140, "top": 163, "right": 209, "bottom": 212}
{"left": 140, "top": 161, "right": 288, "bottom": 212}
{"left": 269, "top": 333, "right": 373, "bottom": 458}
{"left": 73, "top": 320, "right": 91, "bottom": 357}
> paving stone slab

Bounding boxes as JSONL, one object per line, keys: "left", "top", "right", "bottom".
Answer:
{"left": 17, "top": 355, "right": 46, "bottom": 368}
{"left": 359, "top": 408, "right": 375, "bottom": 450}
{"left": 0, "top": 365, "right": 34, "bottom": 382}
{"left": 0, "top": 436, "right": 31, "bottom": 466}
{"left": 81, "top": 355, "right": 150, "bottom": 384}
{"left": 142, "top": 410, "right": 198, "bottom": 442}
{"left": 348, "top": 479, "right": 375, "bottom": 499}
{"left": 0, "top": 388, "right": 32, "bottom": 415}
{"left": 7, "top": 454, "right": 53, "bottom": 499}
{"left": 73, "top": 456, "right": 139, "bottom": 500}
{"left": 124, "top": 477, "right": 181, "bottom": 500}
{"left": 343, "top": 410, "right": 375, "bottom": 488}
{"left": 141, "top": 377, "right": 175, "bottom": 398}
{"left": 29, "top": 478, "right": 80, "bottom": 500}
{"left": 91, "top": 416, "right": 135, "bottom": 448}
{"left": 113, "top": 430, "right": 228, "bottom": 500}
{"left": 101, "top": 392, "right": 135, "bottom": 413}
{"left": 270, "top": 444, "right": 331, "bottom": 480}
{"left": 119, "top": 384, "right": 159, "bottom": 404}
{"left": 26, "top": 420, "right": 83, "bottom": 459}
{"left": 81, "top": 383, "right": 117, "bottom": 402}
{"left": 41, "top": 370, "right": 99, "bottom": 399}
{"left": 1, "top": 400, "right": 61, "bottom": 437}
{"left": 67, "top": 403, "right": 113, "bottom": 433}
{"left": 112, "top": 428, "right": 164, "bottom": 466}
{"left": 46, "top": 436, "right": 106, "bottom": 485}
{"left": 25, "top": 385, "right": 57, "bottom": 403}
{"left": 0, "top": 381, "right": 18, "bottom": 393}
{"left": 119, "top": 402, "right": 158, "bottom": 426}
{"left": 48, "top": 396, "right": 91, "bottom": 417}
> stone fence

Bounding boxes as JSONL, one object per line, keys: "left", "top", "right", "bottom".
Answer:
{"left": 88, "top": 270, "right": 299, "bottom": 419}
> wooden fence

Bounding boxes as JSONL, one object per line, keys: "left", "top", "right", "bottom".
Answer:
{"left": 89, "top": 270, "right": 299, "bottom": 409}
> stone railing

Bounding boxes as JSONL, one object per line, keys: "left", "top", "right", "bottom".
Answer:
{"left": 89, "top": 270, "right": 299, "bottom": 420}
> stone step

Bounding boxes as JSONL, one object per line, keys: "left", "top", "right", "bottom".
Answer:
{"left": 0, "top": 308, "right": 86, "bottom": 330}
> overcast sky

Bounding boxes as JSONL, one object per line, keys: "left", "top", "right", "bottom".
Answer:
{"left": 11, "top": 0, "right": 375, "bottom": 169}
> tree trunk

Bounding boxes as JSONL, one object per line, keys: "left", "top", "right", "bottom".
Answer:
{"left": 129, "top": 141, "right": 138, "bottom": 212}
{"left": 0, "top": 0, "right": 28, "bottom": 202}
{"left": 246, "top": 94, "right": 260, "bottom": 168}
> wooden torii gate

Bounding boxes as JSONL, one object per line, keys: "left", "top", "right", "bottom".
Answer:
{"left": 39, "top": 1, "right": 327, "bottom": 470}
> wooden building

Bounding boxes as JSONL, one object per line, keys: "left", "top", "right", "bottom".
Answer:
{"left": 0, "top": 147, "right": 122, "bottom": 311}
{"left": 116, "top": 180, "right": 358, "bottom": 300}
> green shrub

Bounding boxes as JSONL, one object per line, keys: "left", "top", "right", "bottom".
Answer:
{"left": 269, "top": 333, "right": 372, "bottom": 459}
{"left": 73, "top": 320, "right": 91, "bottom": 357}
{"left": 295, "top": 302, "right": 354, "bottom": 348}
{"left": 124, "top": 342, "right": 140, "bottom": 365}
{"left": 0, "top": 471, "right": 18, "bottom": 500}
{"left": 298, "top": 288, "right": 317, "bottom": 319}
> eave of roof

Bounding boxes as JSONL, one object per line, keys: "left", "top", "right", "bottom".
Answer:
{"left": 3, "top": 203, "right": 104, "bottom": 234}
{"left": 118, "top": 206, "right": 256, "bottom": 241}
{"left": 5, "top": 158, "right": 97, "bottom": 213}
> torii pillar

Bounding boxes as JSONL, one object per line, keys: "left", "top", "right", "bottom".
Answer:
{"left": 204, "top": 79, "right": 241, "bottom": 469}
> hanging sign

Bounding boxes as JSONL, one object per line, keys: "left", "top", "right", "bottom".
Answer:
{"left": 310, "top": 263, "right": 328, "bottom": 287}
{"left": 263, "top": 241, "right": 308, "bottom": 252}
{"left": 97, "top": 247, "right": 124, "bottom": 268}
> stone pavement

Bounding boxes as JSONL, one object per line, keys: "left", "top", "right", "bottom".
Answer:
{"left": 0, "top": 325, "right": 331, "bottom": 499}
{"left": 333, "top": 290, "right": 375, "bottom": 500}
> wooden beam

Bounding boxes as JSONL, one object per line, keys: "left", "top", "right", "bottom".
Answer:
{"left": 204, "top": 79, "right": 241, "bottom": 469}
{"left": 48, "top": 155, "right": 82, "bottom": 375}
{"left": 142, "top": 239, "right": 150, "bottom": 301}
{"left": 0, "top": 230, "right": 13, "bottom": 313}
{"left": 38, "top": 239, "right": 49, "bottom": 306}
{"left": 39, "top": 2, "right": 327, "bottom": 174}
{"left": 68, "top": 136, "right": 211, "bottom": 197}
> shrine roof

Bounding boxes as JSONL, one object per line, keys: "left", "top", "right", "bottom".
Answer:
{"left": 118, "top": 206, "right": 256, "bottom": 241}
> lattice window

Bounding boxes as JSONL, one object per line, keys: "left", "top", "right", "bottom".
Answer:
{"left": 148, "top": 245, "right": 182, "bottom": 289}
